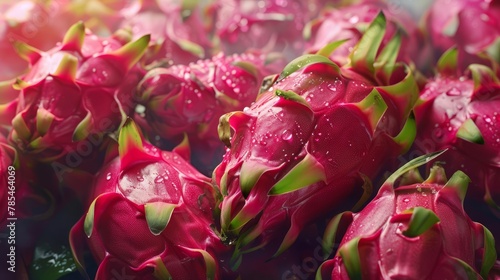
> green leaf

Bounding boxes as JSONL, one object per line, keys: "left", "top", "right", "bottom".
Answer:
{"left": 269, "top": 153, "right": 326, "bottom": 195}
{"left": 233, "top": 61, "right": 259, "bottom": 77}
{"left": 177, "top": 38, "right": 204, "bottom": 58}
{"left": 444, "top": 170, "right": 470, "bottom": 203}
{"left": 437, "top": 47, "right": 458, "bottom": 76}
{"left": 456, "top": 119, "right": 484, "bottom": 144}
{"left": 385, "top": 150, "right": 447, "bottom": 186}
{"left": 402, "top": 207, "right": 440, "bottom": 238}
{"left": 118, "top": 118, "right": 157, "bottom": 170}
{"left": 277, "top": 54, "right": 340, "bottom": 82}
{"left": 392, "top": 113, "right": 417, "bottom": 154}
{"left": 109, "top": 34, "right": 150, "bottom": 70}
{"left": 12, "top": 112, "right": 32, "bottom": 140}
{"left": 423, "top": 165, "right": 448, "bottom": 185}
{"left": 61, "top": 21, "right": 85, "bottom": 51}
{"left": 315, "top": 39, "right": 350, "bottom": 58}
{"left": 374, "top": 30, "right": 401, "bottom": 84}
{"left": 452, "top": 258, "right": 480, "bottom": 280}
{"left": 240, "top": 161, "right": 270, "bottom": 198}
{"left": 72, "top": 112, "right": 92, "bottom": 142}
{"left": 323, "top": 212, "right": 353, "bottom": 259}
{"left": 469, "top": 64, "right": 500, "bottom": 90}
{"left": 181, "top": 247, "right": 217, "bottom": 279}
{"left": 480, "top": 226, "right": 497, "bottom": 278}
{"left": 52, "top": 53, "right": 78, "bottom": 81}
{"left": 84, "top": 198, "right": 98, "bottom": 238}
{"left": 152, "top": 257, "right": 172, "bottom": 280}
{"left": 36, "top": 108, "right": 55, "bottom": 136}
{"left": 275, "top": 89, "right": 311, "bottom": 109}
{"left": 144, "top": 202, "right": 177, "bottom": 235}
{"left": 355, "top": 89, "right": 388, "bottom": 133}
{"left": 13, "top": 41, "right": 41, "bottom": 65}
{"left": 339, "top": 237, "right": 362, "bottom": 280}
{"left": 349, "top": 12, "right": 386, "bottom": 76}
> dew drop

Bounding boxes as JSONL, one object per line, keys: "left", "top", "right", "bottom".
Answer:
{"left": 403, "top": 198, "right": 410, "bottom": 203}
{"left": 281, "top": 130, "right": 293, "bottom": 141}
{"left": 154, "top": 175, "right": 164, "bottom": 183}
{"left": 446, "top": 87, "right": 461, "bottom": 96}
{"left": 106, "top": 173, "right": 112, "bottom": 180}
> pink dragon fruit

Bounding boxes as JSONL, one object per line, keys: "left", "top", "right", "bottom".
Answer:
{"left": 304, "top": 0, "right": 424, "bottom": 67}
{"left": 425, "top": 0, "right": 500, "bottom": 71}
{"left": 134, "top": 51, "right": 284, "bottom": 175}
{"left": 8, "top": 21, "right": 149, "bottom": 161}
{"left": 0, "top": 0, "right": 144, "bottom": 80}
{"left": 413, "top": 48, "right": 500, "bottom": 251}
{"left": 0, "top": 0, "right": 69, "bottom": 80}
{"left": 70, "top": 119, "right": 231, "bottom": 279}
{"left": 317, "top": 152, "right": 497, "bottom": 279}
{"left": 213, "top": 0, "right": 318, "bottom": 60}
{"left": 213, "top": 13, "right": 418, "bottom": 265}
{"left": 121, "top": 0, "right": 213, "bottom": 66}
{"left": 0, "top": 133, "right": 56, "bottom": 230}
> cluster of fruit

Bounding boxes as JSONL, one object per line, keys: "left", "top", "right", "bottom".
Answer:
{"left": 0, "top": 0, "right": 499, "bottom": 279}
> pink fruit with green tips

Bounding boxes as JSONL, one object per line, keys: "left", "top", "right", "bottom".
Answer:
{"left": 121, "top": 0, "right": 213, "bottom": 66}
{"left": 8, "top": 21, "right": 149, "bottom": 161}
{"left": 424, "top": 0, "right": 500, "bottom": 71}
{"left": 70, "top": 119, "right": 230, "bottom": 279}
{"left": 135, "top": 51, "right": 284, "bottom": 174}
{"left": 304, "top": 0, "right": 423, "bottom": 67}
{"left": 413, "top": 48, "right": 500, "bottom": 251}
{"left": 213, "top": 13, "right": 418, "bottom": 265}
{"left": 318, "top": 152, "right": 497, "bottom": 280}
{"left": 213, "top": 0, "right": 315, "bottom": 60}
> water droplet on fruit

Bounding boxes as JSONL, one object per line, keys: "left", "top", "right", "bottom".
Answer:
{"left": 106, "top": 173, "right": 112, "bottom": 180}
{"left": 403, "top": 198, "right": 410, "bottom": 203}
{"left": 447, "top": 87, "right": 460, "bottom": 96}
{"left": 137, "top": 175, "right": 144, "bottom": 182}
{"left": 485, "top": 117, "right": 492, "bottom": 123}
{"left": 349, "top": 15, "right": 359, "bottom": 24}
{"left": 281, "top": 130, "right": 293, "bottom": 141}
{"left": 154, "top": 175, "right": 164, "bottom": 183}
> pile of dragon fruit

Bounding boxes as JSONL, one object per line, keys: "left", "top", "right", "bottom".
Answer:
{"left": 1, "top": 0, "right": 500, "bottom": 279}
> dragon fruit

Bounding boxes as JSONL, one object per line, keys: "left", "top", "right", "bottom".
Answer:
{"left": 8, "top": 21, "right": 149, "bottom": 161}
{"left": 70, "top": 119, "right": 231, "bottom": 279}
{"left": 0, "top": 0, "right": 144, "bottom": 80}
{"left": 0, "top": 133, "right": 56, "bottom": 231}
{"left": 317, "top": 152, "right": 497, "bottom": 279}
{"left": 213, "top": 0, "right": 318, "bottom": 60}
{"left": 213, "top": 13, "right": 418, "bottom": 265}
{"left": 120, "top": 0, "right": 215, "bottom": 66}
{"left": 425, "top": 0, "right": 500, "bottom": 71}
{"left": 304, "top": 0, "right": 424, "bottom": 67}
{"left": 134, "top": 51, "right": 284, "bottom": 175}
{"left": 413, "top": 49, "right": 500, "bottom": 251}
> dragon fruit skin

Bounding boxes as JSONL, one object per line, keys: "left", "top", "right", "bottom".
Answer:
{"left": 425, "top": 0, "right": 500, "bottom": 70}
{"left": 413, "top": 51, "right": 500, "bottom": 250}
{"left": 8, "top": 21, "right": 149, "bottom": 161}
{"left": 317, "top": 153, "right": 497, "bottom": 279}
{"left": 213, "top": 0, "right": 316, "bottom": 60}
{"left": 214, "top": 14, "right": 418, "bottom": 263}
{"left": 121, "top": 0, "right": 214, "bottom": 66}
{"left": 70, "top": 119, "right": 231, "bottom": 279}
{"left": 135, "top": 51, "right": 284, "bottom": 175}
{"left": 304, "top": 1, "right": 423, "bottom": 67}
